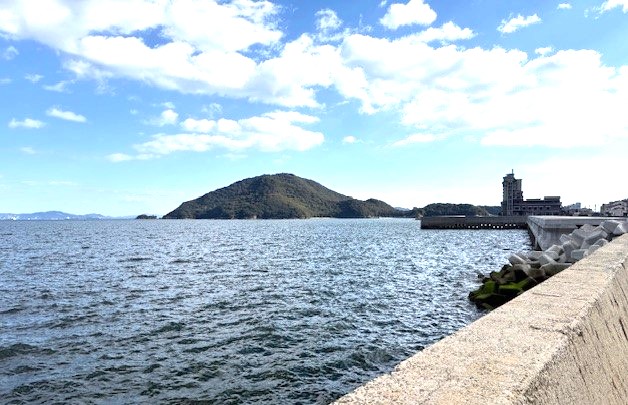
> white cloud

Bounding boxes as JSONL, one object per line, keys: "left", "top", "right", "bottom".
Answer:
{"left": 342, "top": 135, "right": 358, "bottom": 144}
{"left": 0, "top": 0, "right": 294, "bottom": 105}
{"left": 43, "top": 80, "right": 72, "bottom": 92}
{"left": 497, "top": 14, "right": 542, "bottom": 34}
{"left": 414, "top": 21, "right": 475, "bottom": 43}
{"left": 25, "top": 73, "right": 43, "bottom": 83}
{"left": 181, "top": 118, "right": 216, "bottom": 133}
{"left": 392, "top": 133, "right": 441, "bottom": 146}
{"left": 557, "top": 3, "right": 572, "bottom": 10}
{"left": 336, "top": 32, "right": 628, "bottom": 148}
{"left": 110, "top": 110, "right": 324, "bottom": 160}
{"left": 2, "top": 45, "right": 18, "bottom": 60}
{"left": 316, "top": 9, "right": 342, "bottom": 32}
{"left": 46, "top": 107, "right": 87, "bottom": 123}
{"left": 380, "top": 0, "right": 437, "bottom": 30}
{"left": 535, "top": 46, "right": 553, "bottom": 56}
{"left": 148, "top": 109, "right": 179, "bottom": 126}
{"left": 379, "top": 1, "right": 388, "bottom": 8}
{"left": 600, "top": 0, "right": 628, "bottom": 13}
{"left": 20, "top": 146, "right": 36, "bottom": 154}
{"left": 0, "top": 77, "right": 10, "bottom": 85}
{"left": 8, "top": 118, "right": 45, "bottom": 129}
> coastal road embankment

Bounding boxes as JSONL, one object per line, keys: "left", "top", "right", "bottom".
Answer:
{"left": 334, "top": 233, "right": 628, "bottom": 404}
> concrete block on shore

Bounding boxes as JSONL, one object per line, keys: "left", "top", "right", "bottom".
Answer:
{"left": 526, "top": 251, "right": 544, "bottom": 261}
{"left": 601, "top": 220, "right": 621, "bottom": 234}
{"left": 593, "top": 239, "right": 609, "bottom": 248}
{"left": 613, "top": 221, "right": 628, "bottom": 236}
{"left": 571, "top": 228, "right": 587, "bottom": 247}
{"left": 546, "top": 244, "right": 564, "bottom": 256}
{"left": 508, "top": 254, "right": 527, "bottom": 265}
{"left": 571, "top": 249, "right": 588, "bottom": 262}
{"left": 539, "top": 253, "right": 557, "bottom": 266}
{"left": 562, "top": 241, "right": 577, "bottom": 259}
{"left": 540, "top": 262, "right": 571, "bottom": 276}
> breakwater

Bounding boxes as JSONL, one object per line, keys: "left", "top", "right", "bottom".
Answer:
{"left": 420, "top": 216, "right": 527, "bottom": 230}
{"left": 335, "top": 233, "right": 628, "bottom": 404}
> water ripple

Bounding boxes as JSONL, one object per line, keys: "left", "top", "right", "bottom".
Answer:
{"left": 0, "top": 219, "right": 530, "bottom": 403}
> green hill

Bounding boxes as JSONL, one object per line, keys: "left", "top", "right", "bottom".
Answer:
{"left": 162, "top": 173, "right": 402, "bottom": 219}
{"left": 415, "top": 203, "right": 502, "bottom": 218}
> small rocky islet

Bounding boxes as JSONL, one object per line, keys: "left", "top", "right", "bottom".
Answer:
{"left": 470, "top": 219, "right": 628, "bottom": 309}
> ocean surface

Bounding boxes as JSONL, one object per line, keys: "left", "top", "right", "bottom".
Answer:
{"left": 0, "top": 219, "right": 531, "bottom": 404}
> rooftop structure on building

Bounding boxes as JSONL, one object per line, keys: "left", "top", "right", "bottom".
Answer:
{"left": 501, "top": 171, "right": 562, "bottom": 216}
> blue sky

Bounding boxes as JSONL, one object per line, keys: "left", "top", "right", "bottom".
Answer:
{"left": 1, "top": 0, "right": 627, "bottom": 216}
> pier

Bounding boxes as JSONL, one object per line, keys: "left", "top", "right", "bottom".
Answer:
{"left": 420, "top": 215, "right": 527, "bottom": 230}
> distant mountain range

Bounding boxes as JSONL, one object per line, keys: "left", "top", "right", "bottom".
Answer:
{"left": 0, "top": 211, "right": 131, "bottom": 220}
{"left": 163, "top": 173, "right": 405, "bottom": 219}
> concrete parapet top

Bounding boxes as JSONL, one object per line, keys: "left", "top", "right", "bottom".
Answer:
{"left": 334, "top": 234, "right": 628, "bottom": 404}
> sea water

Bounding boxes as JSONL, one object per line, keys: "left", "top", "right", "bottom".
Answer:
{"left": 0, "top": 219, "right": 530, "bottom": 403}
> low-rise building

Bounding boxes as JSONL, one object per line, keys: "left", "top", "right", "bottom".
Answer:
{"left": 601, "top": 200, "right": 628, "bottom": 217}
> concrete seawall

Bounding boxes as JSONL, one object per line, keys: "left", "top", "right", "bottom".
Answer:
{"left": 527, "top": 216, "right": 626, "bottom": 250}
{"left": 334, "top": 234, "right": 628, "bottom": 404}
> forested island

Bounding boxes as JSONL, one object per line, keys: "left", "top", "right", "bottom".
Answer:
{"left": 162, "top": 173, "right": 500, "bottom": 220}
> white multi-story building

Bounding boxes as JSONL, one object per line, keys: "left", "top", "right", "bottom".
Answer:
{"left": 601, "top": 200, "right": 628, "bottom": 217}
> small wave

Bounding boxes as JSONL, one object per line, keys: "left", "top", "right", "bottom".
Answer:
{"left": 0, "top": 343, "right": 55, "bottom": 360}
{"left": 119, "top": 256, "right": 152, "bottom": 262}
{"left": 0, "top": 306, "right": 24, "bottom": 315}
{"left": 152, "top": 321, "right": 185, "bottom": 334}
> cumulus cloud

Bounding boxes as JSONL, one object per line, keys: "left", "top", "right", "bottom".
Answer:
{"left": 599, "top": 0, "right": 628, "bottom": 12}
{"left": 558, "top": 3, "right": 572, "bottom": 10}
{"left": 148, "top": 109, "right": 179, "bottom": 126}
{"left": 46, "top": 107, "right": 87, "bottom": 122}
{"left": 380, "top": 0, "right": 437, "bottom": 30}
{"left": 0, "top": 0, "right": 293, "bottom": 104}
{"left": 414, "top": 21, "right": 475, "bottom": 43}
{"left": 498, "top": 14, "right": 542, "bottom": 34}
{"left": 342, "top": 135, "right": 358, "bottom": 144}
{"left": 337, "top": 31, "right": 628, "bottom": 148}
{"left": 2, "top": 45, "right": 18, "bottom": 60}
{"left": 109, "top": 110, "right": 324, "bottom": 161}
{"left": 8, "top": 118, "right": 45, "bottom": 129}
{"left": 535, "top": 46, "right": 554, "bottom": 56}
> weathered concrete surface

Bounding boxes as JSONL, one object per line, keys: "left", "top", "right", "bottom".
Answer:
{"left": 334, "top": 234, "right": 628, "bottom": 405}
{"left": 527, "top": 216, "right": 624, "bottom": 251}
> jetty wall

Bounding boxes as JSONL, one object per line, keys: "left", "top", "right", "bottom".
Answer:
{"left": 420, "top": 216, "right": 527, "bottom": 229}
{"left": 526, "top": 216, "right": 626, "bottom": 251}
{"left": 334, "top": 234, "right": 628, "bottom": 404}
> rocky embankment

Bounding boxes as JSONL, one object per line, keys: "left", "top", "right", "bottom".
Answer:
{"left": 470, "top": 219, "right": 628, "bottom": 309}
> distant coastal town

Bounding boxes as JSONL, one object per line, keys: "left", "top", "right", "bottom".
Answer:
{"left": 501, "top": 171, "right": 627, "bottom": 217}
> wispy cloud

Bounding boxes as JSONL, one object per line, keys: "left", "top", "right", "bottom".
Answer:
{"left": 20, "top": 146, "right": 37, "bottom": 154}
{"left": 558, "top": 3, "right": 572, "bottom": 10}
{"left": 498, "top": 14, "right": 542, "bottom": 34}
{"left": 392, "top": 133, "right": 442, "bottom": 147}
{"left": 46, "top": 107, "right": 87, "bottom": 123}
{"left": 43, "top": 80, "right": 72, "bottom": 92}
{"left": 8, "top": 118, "right": 45, "bottom": 129}
{"left": 2, "top": 45, "right": 18, "bottom": 60}
{"left": 0, "top": 77, "right": 11, "bottom": 85}
{"left": 25, "top": 74, "right": 43, "bottom": 83}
